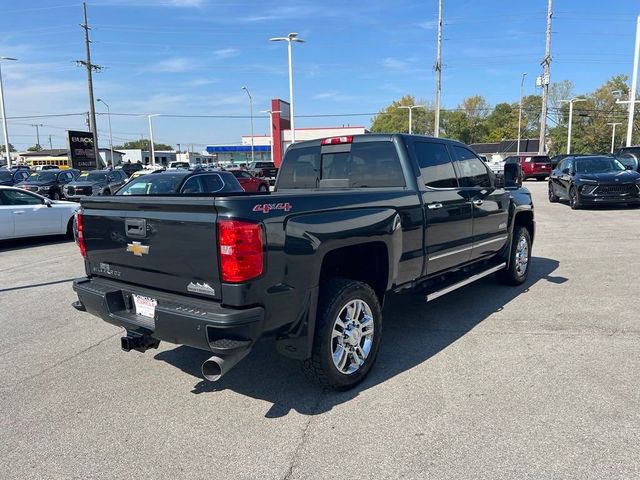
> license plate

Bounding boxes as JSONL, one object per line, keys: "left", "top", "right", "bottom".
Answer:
{"left": 132, "top": 294, "right": 157, "bottom": 318}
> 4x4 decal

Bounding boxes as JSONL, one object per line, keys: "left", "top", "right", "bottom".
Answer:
{"left": 252, "top": 202, "right": 292, "bottom": 214}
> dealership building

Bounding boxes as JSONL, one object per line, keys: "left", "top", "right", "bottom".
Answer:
{"left": 207, "top": 99, "right": 369, "bottom": 167}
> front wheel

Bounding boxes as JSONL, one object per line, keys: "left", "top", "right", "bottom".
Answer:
{"left": 497, "top": 226, "right": 532, "bottom": 286}
{"left": 548, "top": 182, "right": 559, "bottom": 203}
{"left": 569, "top": 186, "right": 581, "bottom": 210}
{"left": 302, "top": 278, "right": 382, "bottom": 390}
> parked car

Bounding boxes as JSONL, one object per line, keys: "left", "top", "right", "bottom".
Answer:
{"left": 548, "top": 155, "right": 640, "bottom": 209}
{"left": 0, "top": 186, "right": 79, "bottom": 240}
{"left": 116, "top": 169, "right": 243, "bottom": 195}
{"left": 16, "top": 169, "right": 79, "bottom": 199}
{"left": 248, "top": 161, "right": 278, "bottom": 184}
{"left": 121, "top": 162, "right": 144, "bottom": 177}
{"left": 33, "top": 165, "right": 60, "bottom": 171}
{"left": 168, "top": 161, "right": 191, "bottom": 169}
{"left": 72, "top": 133, "right": 534, "bottom": 390}
{"left": 228, "top": 169, "right": 270, "bottom": 192}
{"left": 504, "top": 154, "right": 551, "bottom": 181}
{"left": 550, "top": 153, "right": 589, "bottom": 170}
{"left": 0, "top": 167, "right": 30, "bottom": 186}
{"left": 613, "top": 146, "right": 640, "bottom": 173}
{"left": 124, "top": 167, "right": 165, "bottom": 184}
{"left": 64, "top": 169, "right": 128, "bottom": 200}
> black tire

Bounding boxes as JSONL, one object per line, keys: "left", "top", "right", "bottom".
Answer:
{"left": 302, "top": 278, "right": 382, "bottom": 390}
{"left": 258, "top": 184, "right": 268, "bottom": 192}
{"left": 52, "top": 191, "right": 60, "bottom": 200}
{"left": 497, "top": 226, "right": 532, "bottom": 286}
{"left": 66, "top": 217, "right": 75, "bottom": 239}
{"left": 548, "top": 182, "right": 559, "bottom": 203}
{"left": 536, "top": 177, "right": 546, "bottom": 181}
{"left": 569, "top": 186, "right": 581, "bottom": 210}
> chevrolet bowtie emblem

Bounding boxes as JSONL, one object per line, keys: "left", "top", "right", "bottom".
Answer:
{"left": 127, "top": 241, "right": 149, "bottom": 256}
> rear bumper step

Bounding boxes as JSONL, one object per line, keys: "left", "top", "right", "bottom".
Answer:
{"left": 73, "top": 277, "right": 265, "bottom": 354}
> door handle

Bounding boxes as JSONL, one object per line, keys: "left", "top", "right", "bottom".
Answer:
{"left": 473, "top": 199, "right": 484, "bottom": 206}
{"left": 427, "top": 203, "right": 443, "bottom": 210}
{"left": 13, "top": 210, "right": 25, "bottom": 215}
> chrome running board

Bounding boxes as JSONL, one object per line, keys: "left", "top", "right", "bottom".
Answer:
{"left": 425, "top": 262, "right": 507, "bottom": 302}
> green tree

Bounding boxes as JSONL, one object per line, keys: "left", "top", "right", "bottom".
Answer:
{"left": 370, "top": 95, "right": 435, "bottom": 135}
{"left": 26, "top": 144, "right": 43, "bottom": 152}
{"left": 440, "top": 95, "right": 490, "bottom": 144}
{"left": 1, "top": 143, "right": 16, "bottom": 153}
{"left": 114, "top": 139, "right": 174, "bottom": 151}
{"left": 548, "top": 75, "right": 630, "bottom": 155}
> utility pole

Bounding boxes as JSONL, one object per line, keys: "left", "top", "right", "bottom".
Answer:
{"left": 30, "top": 123, "right": 43, "bottom": 150}
{"left": 517, "top": 72, "right": 527, "bottom": 155}
{"left": 538, "top": 0, "right": 553, "bottom": 154}
{"left": 626, "top": 15, "right": 640, "bottom": 146}
{"left": 48, "top": 134, "right": 53, "bottom": 150}
{"left": 434, "top": 0, "right": 443, "bottom": 137}
{"left": 608, "top": 122, "right": 622, "bottom": 153}
{"left": 76, "top": 2, "right": 101, "bottom": 162}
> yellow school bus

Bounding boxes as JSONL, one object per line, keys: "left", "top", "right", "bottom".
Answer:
{"left": 24, "top": 157, "right": 70, "bottom": 169}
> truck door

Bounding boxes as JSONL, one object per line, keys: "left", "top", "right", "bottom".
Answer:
{"left": 450, "top": 145, "right": 509, "bottom": 262}
{"left": 410, "top": 140, "right": 474, "bottom": 275}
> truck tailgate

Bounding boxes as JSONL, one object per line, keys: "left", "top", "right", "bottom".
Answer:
{"left": 80, "top": 196, "right": 221, "bottom": 300}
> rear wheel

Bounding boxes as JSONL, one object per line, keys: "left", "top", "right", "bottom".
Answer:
{"left": 497, "top": 226, "right": 531, "bottom": 286}
{"left": 536, "top": 177, "right": 546, "bottom": 181}
{"left": 548, "top": 182, "right": 559, "bottom": 203}
{"left": 66, "top": 217, "right": 75, "bottom": 239}
{"left": 302, "top": 278, "right": 382, "bottom": 390}
{"left": 569, "top": 186, "right": 581, "bottom": 210}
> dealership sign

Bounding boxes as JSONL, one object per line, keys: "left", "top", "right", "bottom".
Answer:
{"left": 67, "top": 130, "right": 97, "bottom": 170}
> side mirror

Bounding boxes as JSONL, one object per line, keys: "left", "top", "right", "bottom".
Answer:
{"left": 493, "top": 173, "right": 505, "bottom": 189}
{"left": 44, "top": 199, "right": 52, "bottom": 207}
{"left": 503, "top": 162, "right": 522, "bottom": 188}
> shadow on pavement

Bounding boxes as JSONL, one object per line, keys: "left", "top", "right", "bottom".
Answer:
{"left": 155, "top": 256, "right": 564, "bottom": 418}
{"left": 0, "top": 235, "right": 73, "bottom": 253}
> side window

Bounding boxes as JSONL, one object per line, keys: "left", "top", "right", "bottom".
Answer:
{"left": 411, "top": 141, "right": 458, "bottom": 188}
{"left": 557, "top": 159, "right": 567, "bottom": 172}
{"left": 201, "top": 174, "right": 224, "bottom": 192}
{"left": 451, "top": 146, "right": 492, "bottom": 188}
{"left": 2, "top": 189, "right": 43, "bottom": 205}
{"left": 180, "top": 176, "right": 203, "bottom": 194}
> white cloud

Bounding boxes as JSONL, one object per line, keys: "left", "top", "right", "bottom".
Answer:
{"left": 313, "top": 91, "right": 359, "bottom": 102}
{"left": 151, "top": 57, "right": 196, "bottom": 73}
{"left": 382, "top": 57, "right": 410, "bottom": 70}
{"left": 419, "top": 19, "right": 438, "bottom": 30}
{"left": 213, "top": 48, "right": 239, "bottom": 59}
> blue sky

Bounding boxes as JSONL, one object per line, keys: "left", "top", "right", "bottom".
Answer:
{"left": 0, "top": 0, "right": 638, "bottom": 150}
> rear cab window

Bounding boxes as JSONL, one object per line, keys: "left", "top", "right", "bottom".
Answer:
{"left": 278, "top": 140, "right": 405, "bottom": 189}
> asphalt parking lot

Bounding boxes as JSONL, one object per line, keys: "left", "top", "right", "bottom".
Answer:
{"left": 1, "top": 181, "right": 639, "bottom": 480}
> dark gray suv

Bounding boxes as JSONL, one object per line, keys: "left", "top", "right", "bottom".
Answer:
{"left": 64, "top": 169, "right": 128, "bottom": 200}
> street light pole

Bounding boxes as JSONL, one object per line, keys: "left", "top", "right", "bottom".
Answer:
{"left": 0, "top": 56, "right": 17, "bottom": 168}
{"left": 270, "top": 33, "right": 305, "bottom": 145}
{"left": 260, "top": 109, "right": 281, "bottom": 161}
{"left": 626, "top": 14, "right": 640, "bottom": 146}
{"left": 560, "top": 97, "right": 586, "bottom": 154}
{"left": 242, "top": 86, "right": 255, "bottom": 164}
{"left": 517, "top": 72, "right": 527, "bottom": 155}
{"left": 31, "top": 123, "right": 43, "bottom": 150}
{"left": 398, "top": 105, "right": 426, "bottom": 135}
{"left": 608, "top": 122, "right": 622, "bottom": 153}
{"left": 147, "top": 114, "right": 160, "bottom": 167}
{"left": 97, "top": 99, "right": 114, "bottom": 169}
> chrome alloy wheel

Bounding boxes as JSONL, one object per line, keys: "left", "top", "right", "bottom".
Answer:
{"left": 331, "top": 299, "right": 375, "bottom": 375}
{"left": 515, "top": 235, "right": 529, "bottom": 277}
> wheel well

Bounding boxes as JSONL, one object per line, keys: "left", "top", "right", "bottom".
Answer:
{"left": 514, "top": 211, "right": 534, "bottom": 243}
{"left": 320, "top": 242, "right": 389, "bottom": 302}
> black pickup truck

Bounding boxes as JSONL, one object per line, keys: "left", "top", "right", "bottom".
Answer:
{"left": 72, "top": 134, "right": 534, "bottom": 390}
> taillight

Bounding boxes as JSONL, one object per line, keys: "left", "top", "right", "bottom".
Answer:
{"left": 76, "top": 211, "right": 86, "bottom": 258}
{"left": 321, "top": 136, "right": 353, "bottom": 145}
{"left": 218, "top": 220, "right": 264, "bottom": 283}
